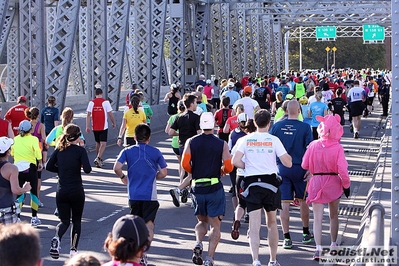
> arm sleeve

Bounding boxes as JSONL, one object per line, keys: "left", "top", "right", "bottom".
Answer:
{"left": 46, "top": 149, "right": 59, "bottom": 173}
{"left": 181, "top": 153, "right": 192, "bottom": 173}
{"left": 81, "top": 148, "right": 92, "bottom": 174}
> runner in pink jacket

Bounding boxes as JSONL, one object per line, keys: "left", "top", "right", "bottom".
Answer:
{"left": 301, "top": 114, "right": 350, "bottom": 261}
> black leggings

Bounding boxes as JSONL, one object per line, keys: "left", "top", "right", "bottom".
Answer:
{"left": 17, "top": 164, "right": 39, "bottom": 217}
{"left": 56, "top": 188, "right": 85, "bottom": 250}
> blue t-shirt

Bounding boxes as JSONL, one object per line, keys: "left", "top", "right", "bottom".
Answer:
{"left": 309, "top": 101, "right": 328, "bottom": 127}
{"left": 300, "top": 105, "right": 312, "bottom": 126}
{"left": 116, "top": 143, "right": 167, "bottom": 201}
{"left": 41, "top": 106, "right": 59, "bottom": 134}
{"left": 276, "top": 85, "right": 290, "bottom": 100}
{"left": 221, "top": 90, "right": 241, "bottom": 106}
{"left": 270, "top": 119, "right": 313, "bottom": 165}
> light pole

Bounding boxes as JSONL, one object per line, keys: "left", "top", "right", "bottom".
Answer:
{"left": 325, "top": 46, "right": 330, "bottom": 71}
{"left": 332, "top": 47, "right": 337, "bottom": 67}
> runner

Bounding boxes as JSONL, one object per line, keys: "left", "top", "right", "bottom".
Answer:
{"left": 232, "top": 109, "right": 292, "bottom": 266}
{"left": 0, "top": 107, "right": 14, "bottom": 138}
{"left": 181, "top": 112, "right": 232, "bottom": 266}
{"left": 270, "top": 100, "right": 314, "bottom": 249}
{"left": 46, "top": 124, "right": 91, "bottom": 259}
{"left": 232, "top": 86, "right": 260, "bottom": 119}
{"left": 347, "top": 80, "right": 366, "bottom": 138}
{"left": 86, "top": 88, "right": 116, "bottom": 168}
{"left": 4, "top": 96, "right": 29, "bottom": 136}
{"left": 41, "top": 96, "right": 60, "bottom": 136}
{"left": 214, "top": 96, "right": 232, "bottom": 142}
{"left": 301, "top": 114, "right": 350, "bottom": 260}
{"left": 164, "top": 83, "right": 182, "bottom": 116}
{"left": 113, "top": 124, "right": 167, "bottom": 266}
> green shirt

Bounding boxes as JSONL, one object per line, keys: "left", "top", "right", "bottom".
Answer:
{"left": 168, "top": 114, "right": 180, "bottom": 149}
{"left": 142, "top": 102, "right": 153, "bottom": 123}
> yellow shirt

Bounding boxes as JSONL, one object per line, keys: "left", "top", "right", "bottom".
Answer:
{"left": 11, "top": 134, "right": 42, "bottom": 164}
{"left": 123, "top": 108, "right": 146, "bottom": 137}
{"left": 202, "top": 94, "right": 208, "bottom": 104}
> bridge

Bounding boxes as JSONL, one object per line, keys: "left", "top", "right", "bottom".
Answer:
{"left": 0, "top": 0, "right": 399, "bottom": 261}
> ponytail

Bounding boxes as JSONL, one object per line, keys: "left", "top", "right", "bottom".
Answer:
{"left": 130, "top": 95, "right": 140, "bottom": 114}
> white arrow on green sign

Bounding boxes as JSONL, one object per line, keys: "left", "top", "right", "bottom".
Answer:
{"left": 316, "top": 26, "right": 337, "bottom": 39}
{"left": 363, "top": 24, "right": 385, "bottom": 41}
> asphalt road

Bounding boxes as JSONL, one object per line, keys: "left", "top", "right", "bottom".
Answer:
{"left": 21, "top": 104, "right": 387, "bottom": 266}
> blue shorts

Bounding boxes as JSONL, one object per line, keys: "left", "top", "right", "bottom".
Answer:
{"left": 278, "top": 164, "right": 308, "bottom": 202}
{"left": 192, "top": 188, "right": 225, "bottom": 217}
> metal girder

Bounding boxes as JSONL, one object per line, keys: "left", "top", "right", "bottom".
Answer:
{"left": 184, "top": 3, "right": 197, "bottom": 86}
{"left": 70, "top": 42, "right": 84, "bottom": 96}
{"left": 229, "top": 9, "right": 242, "bottom": 79}
{"left": 133, "top": 0, "right": 167, "bottom": 105}
{"left": 210, "top": 3, "right": 226, "bottom": 79}
{"left": 168, "top": 1, "right": 185, "bottom": 86}
{"left": 19, "top": 0, "right": 46, "bottom": 108}
{"left": 193, "top": 3, "right": 210, "bottom": 77}
{"left": 262, "top": 16, "right": 273, "bottom": 75}
{"left": 0, "top": 0, "right": 12, "bottom": 60}
{"left": 391, "top": 0, "right": 399, "bottom": 247}
{"left": 107, "top": 0, "right": 130, "bottom": 110}
{"left": 122, "top": 51, "right": 132, "bottom": 93}
{"left": 273, "top": 22, "right": 284, "bottom": 73}
{"left": 127, "top": 8, "right": 136, "bottom": 85}
{"left": 6, "top": 10, "right": 18, "bottom": 101}
{"left": 45, "top": 0, "right": 80, "bottom": 112}
{"left": 79, "top": 7, "right": 88, "bottom": 95}
{"left": 87, "top": 0, "right": 108, "bottom": 100}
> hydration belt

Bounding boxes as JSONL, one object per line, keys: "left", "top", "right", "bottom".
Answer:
{"left": 193, "top": 177, "right": 219, "bottom": 187}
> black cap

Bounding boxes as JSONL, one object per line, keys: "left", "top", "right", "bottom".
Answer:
{"left": 112, "top": 215, "right": 149, "bottom": 247}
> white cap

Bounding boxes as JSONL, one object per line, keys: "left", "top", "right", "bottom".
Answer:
{"left": 200, "top": 112, "right": 215, "bottom": 130}
{"left": 199, "top": 74, "right": 205, "bottom": 79}
{"left": 0, "top": 137, "right": 13, "bottom": 153}
{"left": 245, "top": 71, "right": 250, "bottom": 75}
{"left": 228, "top": 82, "right": 234, "bottom": 87}
{"left": 206, "top": 79, "right": 211, "bottom": 84}
{"left": 237, "top": 113, "right": 248, "bottom": 123}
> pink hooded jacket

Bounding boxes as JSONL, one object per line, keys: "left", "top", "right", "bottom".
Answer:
{"left": 302, "top": 114, "right": 350, "bottom": 204}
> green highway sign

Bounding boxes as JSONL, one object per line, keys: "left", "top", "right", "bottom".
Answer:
{"left": 316, "top": 26, "right": 337, "bottom": 39}
{"left": 363, "top": 24, "right": 385, "bottom": 41}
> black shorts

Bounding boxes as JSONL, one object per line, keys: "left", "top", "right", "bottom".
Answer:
{"left": 172, "top": 147, "right": 180, "bottom": 156}
{"left": 236, "top": 174, "right": 246, "bottom": 209}
{"left": 129, "top": 200, "right": 160, "bottom": 223}
{"left": 243, "top": 174, "right": 282, "bottom": 213}
{"left": 350, "top": 101, "right": 366, "bottom": 117}
{"left": 126, "top": 137, "right": 136, "bottom": 146}
{"left": 93, "top": 129, "right": 108, "bottom": 143}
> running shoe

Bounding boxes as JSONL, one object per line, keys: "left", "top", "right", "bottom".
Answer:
{"left": 252, "top": 260, "right": 262, "bottom": 266}
{"left": 39, "top": 201, "right": 44, "bottom": 208}
{"left": 349, "top": 124, "right": 354, "bottom": 133}
{"left": 50, "top": 236, "right": 61, "bottom": 259}
{"left": 313, "top": 250, "right": 321, "bottom": 261}
{"left": 181, "top": 188, "right": 189, "bottom": 203}
{"left": 231, "top": 220, "right": 241, "bottom": 240}
{"left": 140, "top": 253, "right": 148, "bottom": 266}
{"left": 204, "top": 259, "right": 214, "bottom": 266}
{"left": 268, "top": 261, "right": 281, "bottom": 266}
{"left": 169, "top": 188, "right": 180, "bottom": 207}
{"left": 31, "top": 216, "right": 41, "bottom": 227}
{"left": 283, "top": 238, "right": 292, "bottom": 249}
{"left": 192, "top": 243, "right": 203, "bottom": 265}
{"left": 69, "top": 249, "right": 78, "bottom": 258}
{"left": 354, "top": 132, "right": 359, "bottom": 139}
{"left": 94, "top": 157, "right": 102, "bottom": 168}
{"left": 302, "top": 233, "right": 314, "bottom": 244}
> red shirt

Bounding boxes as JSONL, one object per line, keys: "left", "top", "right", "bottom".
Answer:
{"left": 4, "top": 104, "right": 28, "bottom": 136}
{"left": 214, "top": 108, "right": 232, "bottom": 133}
{"left": 225, "top": 115, "right": 239, "bottom": 132}
{"left": 0, "top": 118, "right": 9, "bottom": 137}
{"left": 203, "top": 85, "right": 213, "bottom": 100}
{"left": 86, "top": 98, "right": 113, "bottom": 131}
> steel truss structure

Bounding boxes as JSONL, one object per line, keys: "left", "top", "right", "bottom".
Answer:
{"left": 0, "top": 0, "right": 392, "bottom": 110}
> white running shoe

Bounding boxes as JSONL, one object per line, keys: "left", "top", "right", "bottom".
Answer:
{"left": 31, "top": 216, "right": 41, "bottom": 227}
{"left": 49, "top": 236, "right": 61, "bottom": 259}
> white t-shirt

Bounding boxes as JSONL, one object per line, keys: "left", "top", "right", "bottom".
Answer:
{"left": 321, "top": 90, "right": 334, "bottom": 103}
{"left": 232, "top": 97, "right": 259, "bottom": 119}
{"left": 348, "top": 87, "right": 365, "bottom": 102}
{"left": 232, "top": 137, "right": 245, "bottom": 176}
{"left": 236, "top": 132, "right": 287, "bottom": 176}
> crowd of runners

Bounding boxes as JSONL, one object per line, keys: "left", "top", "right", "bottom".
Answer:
{"left": 0, "top": 67, "right": 391, "bottom": 266}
